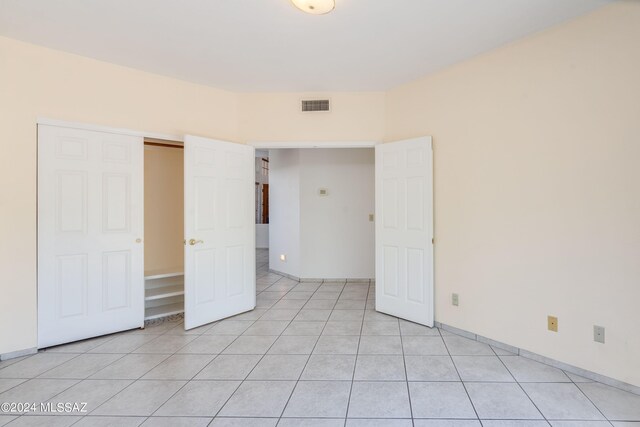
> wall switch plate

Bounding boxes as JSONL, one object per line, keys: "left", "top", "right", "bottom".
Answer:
{"left": 369, "top": 214, "right": 374, "bottom": 222}
{"left": 594, "top": 325, "right": 605, "bottom": 344}
{"left": 452, "top": 293, "right": 459, "bottom": 306}
{"left": 548, "top": 316, "right": 558, "bottom": 332}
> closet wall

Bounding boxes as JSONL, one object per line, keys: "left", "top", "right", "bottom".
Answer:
{"left": 143, "top": 143, "right": 185, "bottom": 321}
{"left": 144, "top": 145, "right": 184, "bottom": 272}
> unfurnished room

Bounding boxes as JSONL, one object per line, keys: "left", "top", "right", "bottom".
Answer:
{"left": 0, "top": 0, "right": 639, "bottom": 426}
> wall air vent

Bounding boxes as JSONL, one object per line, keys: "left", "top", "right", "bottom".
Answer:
{"left": 301, "top": 99, "right": 330, "bottom": 112}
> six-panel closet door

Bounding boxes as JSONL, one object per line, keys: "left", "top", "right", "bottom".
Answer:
{"left": 37, "top": 125, "right": 144, "bottom": 348}
{"left": 375, "top": 136, "right": 434, "bottom": 327}
{"left": 183, "top": 135, "right": 256, "bottom": 330}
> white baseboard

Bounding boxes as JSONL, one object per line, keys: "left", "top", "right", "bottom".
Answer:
{"left": 267, "top": 269, "right": 374, "bottom": 283}
{"left": 435, "top": 321, "right": 640, "bottom": 396}
{"left": 0, "top": 347, "right": 38, "bottom": 361}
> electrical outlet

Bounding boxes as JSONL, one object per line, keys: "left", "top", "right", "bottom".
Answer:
{"left": 594, "top": 325, "right": 605, "bottom": 344}
{"left": 452, "top": 293, "right": 459, "bottom": 306}
{"left": 547, "top": 316, "right": 558, "bottom": 332}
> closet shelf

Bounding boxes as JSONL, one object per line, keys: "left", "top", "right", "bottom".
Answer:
{"left": 144, "top": 302, "right": 184, "bottom": 320}
{"left": 145, "top": 284, "right": 184, "bottom": 301}
{"left": 144, "top": 268, "right": 184, "bottom": 280}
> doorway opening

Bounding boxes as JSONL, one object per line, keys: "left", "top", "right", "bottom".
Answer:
{"left": 143, "top": 138, "right": 185, "bottom": 322}
{"left": 254, "top": 147, "right": 376, "bottom": 283}
{"left": 250, "top": 138, "right": 434, "bottom": 327}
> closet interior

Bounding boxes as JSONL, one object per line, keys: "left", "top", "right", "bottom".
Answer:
{"left": 143, "top": 138, "right": 185, "bottom": 320}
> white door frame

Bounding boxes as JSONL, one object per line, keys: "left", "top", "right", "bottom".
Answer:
{"left": 248, "top": 139, "right": 435, "bottom": 327}
{"left": 37, "top": 118, "right": 184, "bottom": 143}
{"left": 249, "top": 141, "right": 378, "bottom": 149}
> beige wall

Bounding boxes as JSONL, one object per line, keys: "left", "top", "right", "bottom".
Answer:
{"left": 144, "top": 146, "right": 184, "bottom": 273}
{"left": 386, "top": 2, "right": 640, "bottom": 386}
{"left": 0, "top": 36, "right": 238, "bottom": 355}
{"left": 238, "top": 92, "right": 385, "bottom": 143}
{"left": 2, "top": 2, "right": 639, "bottom": 388}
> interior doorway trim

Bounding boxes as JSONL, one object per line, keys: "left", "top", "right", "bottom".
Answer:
{"left": 37, "top": 117, "right": 184, "bottom": 142}
{"left": 249, "top": 141, "right": 379, "bottom": 149}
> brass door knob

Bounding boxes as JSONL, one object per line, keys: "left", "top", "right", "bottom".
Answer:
{"left": 188, "top": 239, "right": 204, "bottom": 246}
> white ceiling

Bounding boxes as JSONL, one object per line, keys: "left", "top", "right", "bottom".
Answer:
{"left": 0, "top": 0, "right": 611, "bottom": 92}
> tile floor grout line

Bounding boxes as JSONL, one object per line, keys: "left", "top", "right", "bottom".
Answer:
{"left": 16, "top": 352, "right": 86, "bottom": 379}
{"left": 6, "top": 377, "right": 618, "bottom": 384}
{"left": 275, "top": 279, "right": 332, "bottom": 423}
{"left": 343, "top": 279, "right": 367, "bottom": 426}
{"left": 33, "top": 352, "right": 130, "bottom": 381}
{"left": 440, "top": 326, "right": 482, "bottom": 423}
{"left": 14, "top": 260, "right": 277, "bottom": 423}
{"left": 566, "top": 372, "right": 615, "bottom": 425}
{"left": 213, "top": 276, "right": 325, "bottom": 421}
{"left": 0, "top": 378, "right": 30, "bottom": 397}
{"left": 86, "top": 272, "right": 274, "bottom": 422}
{"left": 5, "top": 348, "right": 119, "bottom": 420}
{"left": 397, "top": 318, "right": 416, "bottom": 426}
{"left": 84, "top": 309, "right": 254, "bottom": 421}
{"left": 278, "top": 276, "right": 345, "bottom": 422}
{"left": 207, "top": 276, "right": 298, "bottom": 421}
{"left": 144, "top": 321, "right": 255, "bottom": 420}
{"left": 42, "top": 330, "right": 121, "bottom": 356}
{"left": 10, "top": 376, "right": 84, "bottom": 424}
{"left": 491, "top": 342, "right": 551, "bottom": 426}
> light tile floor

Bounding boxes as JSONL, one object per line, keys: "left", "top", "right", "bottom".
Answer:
{"left": 0, "top": 249, "right": 639, "bottom": 426}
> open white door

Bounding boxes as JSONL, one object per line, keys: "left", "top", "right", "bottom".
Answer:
{"left": 183, "top": 135, "right": 256, "bottom": 330}
{"left": 375, "top": 136, "right": 434, "bottom": 326}
{"left": 38, "top": 125, "right": 144, "bottom": 348}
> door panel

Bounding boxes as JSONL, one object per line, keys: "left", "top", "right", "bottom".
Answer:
{"left": 56, "top": 171, "right": 87, "bottom": 232}
{"left": 184, "top": 135, "right": 255, "bottom": 330}
{"left": 56, "top": 254, "right": 88, "bottom": 318}
{"left": 102, "top": 250, "right": 131, "bottom": 310}
{"left": 375, "top": 137, "right": 434, "bottom": 327}
{"left": 38, "top": 125, "right": 144, "bottom": 348}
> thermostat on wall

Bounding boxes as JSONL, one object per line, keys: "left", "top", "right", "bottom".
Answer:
{"left": 318, "top": 188, "right": 329, "bottom": 196}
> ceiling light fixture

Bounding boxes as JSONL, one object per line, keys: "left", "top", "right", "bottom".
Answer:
{"left": 291, "top": 0, "right": 335, "bottom": 15}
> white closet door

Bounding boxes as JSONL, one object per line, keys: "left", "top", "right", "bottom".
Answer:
{"left": 38, "top": 125, "right": 144, "bottom": 348}
{"left": 183, "top": 135, "right": 256, "bottom": 330}
{"left": 375, "top": 137, "right": 434, "bottom": 326}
